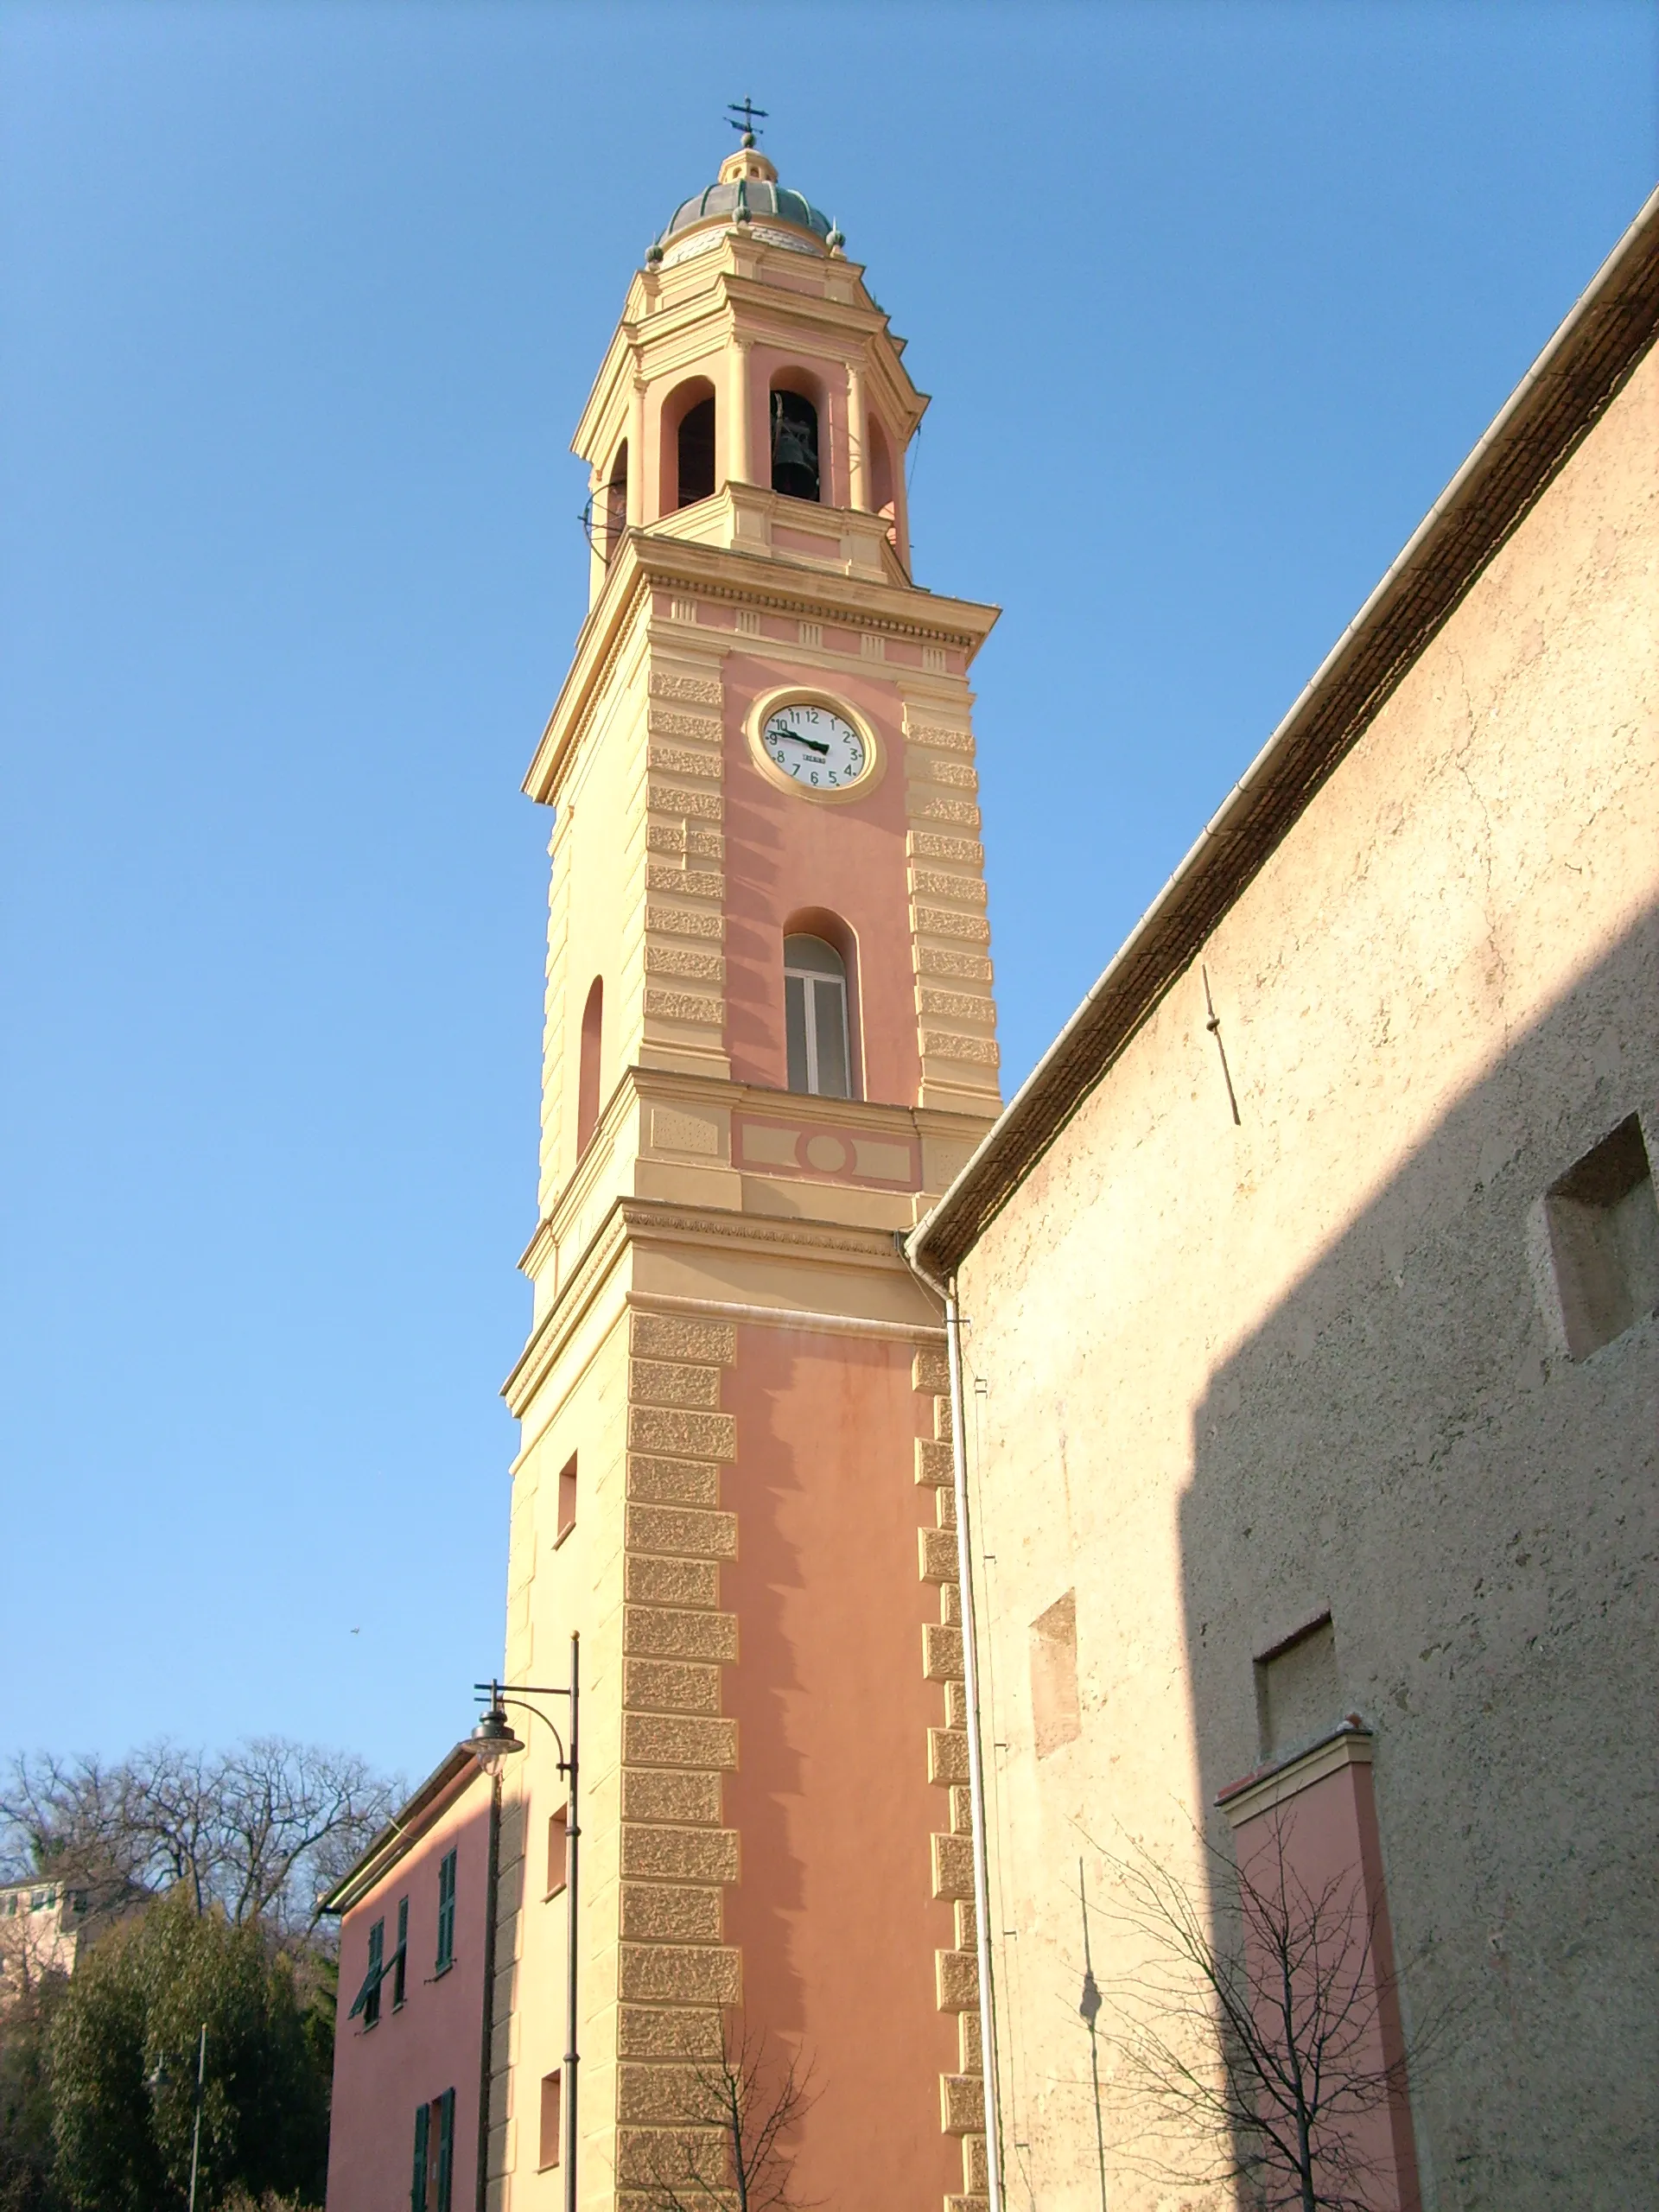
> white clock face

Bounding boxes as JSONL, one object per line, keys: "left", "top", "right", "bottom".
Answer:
{"left": 760, "top": 702, "right": 869, "bottom": 791}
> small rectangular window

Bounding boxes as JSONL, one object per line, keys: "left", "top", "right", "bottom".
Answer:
{"left": 539, "top": 2070, "right": 563, "bottom": 2170}
{"left": 1543, "top": 1116, "right": 1659, "bottom": 1358}
{"left": 392, "top": 1896, "right": 408, "bottom": 2008}
{"left": 435, "top": 1849, "right": 456, "bottom": 1974}
{"left": 547, "top": 1805, "right": 569, "bottom": 1899}
{"left": 556, "top": 1453, "right": 577, "bottom": 1546}
{"left": 364, "top": 1916, "right": 385, "bottom": 2029}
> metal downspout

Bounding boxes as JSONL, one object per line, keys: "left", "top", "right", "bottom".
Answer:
{"left": 904, "top": 1238, "right": 1004, "bottom": 2212}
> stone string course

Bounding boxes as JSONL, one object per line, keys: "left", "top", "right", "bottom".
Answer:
{"left": 914, "top": 1344, "right": 989, "bottom": 2212}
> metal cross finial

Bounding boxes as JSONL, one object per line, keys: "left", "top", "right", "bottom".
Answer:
{"left": 727, "top": 97, "right": 768, "bottom": 145}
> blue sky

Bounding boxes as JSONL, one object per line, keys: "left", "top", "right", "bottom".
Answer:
{"left": 2, "top": 1, "right": 1653, "bottom": 1788}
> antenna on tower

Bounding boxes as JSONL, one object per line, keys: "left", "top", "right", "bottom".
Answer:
{"left": 726, "top": 97, "right": 768, "bottom": 147}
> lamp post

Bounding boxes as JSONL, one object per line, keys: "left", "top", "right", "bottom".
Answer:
{"left": 146, "top": 2022, "right": 207, "bottom": 2212}
{"left": 464, "top": 1632, "right": 579, "bottom": 2212}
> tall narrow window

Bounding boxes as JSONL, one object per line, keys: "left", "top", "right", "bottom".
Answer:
{"left": 363, "top": 1917, "right": 385, "bottom": 2028}
{"left": 412, "top": 2091, "right": 455, "bottom": 2212}
{"left": 539, "top": 2070, "right": 563, "bottom": 2169}
{"left": 576, "top": 976, "right": 603, "bottom": 1154}
{"left": 677, "top": 395, "right": 716, "bottom": 506}
{"left": 435, "top": 1849, "right": 456, "bottom": 1974}
{"left": 392, "top": 1896, "right": 408, "bottom": 2008}
{"left": 784, "top": 935, "right": 851, "bottom": 1098}
{"left": 556, "top": 1452, "right": 577, "bottom": 1546}
{"left": 771, "top": 390, "right": 820, "bottom": 501}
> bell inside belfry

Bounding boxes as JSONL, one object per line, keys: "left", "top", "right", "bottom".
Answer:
{"left": 771, "top": 390, "right": 820, "bottom": 503}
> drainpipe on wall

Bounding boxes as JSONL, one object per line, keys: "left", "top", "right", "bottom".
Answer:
{"left": 900, "top": 1236, "right": 1004, "bottom": 2212}
{"left": 476, "top": 1772, "right": 502, "bottom": 2212}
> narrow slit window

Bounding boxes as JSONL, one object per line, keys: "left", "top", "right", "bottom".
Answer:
{"left": 784, "top": 934, "right": 850, "bottom": 1099}
{"left": 556, "top": 1453, "right": 576, "bottom": 1546}
{"left": 539, "top": 2070, "right": 563, "bottom": 2170}
{"left": 547, "top": 1805, "right": 569, "bottom": 1899}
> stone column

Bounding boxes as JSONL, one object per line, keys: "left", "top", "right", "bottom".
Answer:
{"left": 846, "top": 357, "right": 869, "bottom": 512}
{"left": 726, "top": 337, "right": 752, "bottom": 488}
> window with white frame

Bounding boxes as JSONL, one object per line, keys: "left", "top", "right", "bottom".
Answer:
{"left": 784, "top": 935, "right": 851, "bottom": 1099}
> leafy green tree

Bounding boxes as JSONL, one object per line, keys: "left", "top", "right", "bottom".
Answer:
{"left": 50, "top": 1892, "right": 328, "bottom": 2212}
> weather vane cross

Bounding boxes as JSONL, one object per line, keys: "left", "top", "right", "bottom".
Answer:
{"left": 727, "top": 97, "right": 768, "bottom": 143}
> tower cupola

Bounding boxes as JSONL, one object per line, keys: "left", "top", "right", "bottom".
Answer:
{"left": 575, "top": 133, "right": 925, "bottom": 604}
{"left": 657, "top": 141, "right": 835, "bottom": 264}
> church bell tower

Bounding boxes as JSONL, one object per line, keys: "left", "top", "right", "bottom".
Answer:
{"left": 492, "top": 127, "right": 1001, "bottom": 2212}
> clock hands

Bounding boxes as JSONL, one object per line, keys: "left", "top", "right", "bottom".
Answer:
{"left": 776, "top": 731, "right": 830, "bottom": 756}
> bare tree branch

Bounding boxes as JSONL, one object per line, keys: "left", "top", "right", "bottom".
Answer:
{"left": 636, "top": 2022, "right": 817, "bottom": 2212}
{"left": 1076, "top": 1819, "right": 1448, "bottom": 2212}
{"left": 0, "top": 1741, "right": 399, "bottom": 1942}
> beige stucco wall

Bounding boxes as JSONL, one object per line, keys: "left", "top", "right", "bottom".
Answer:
{"left": 959, "top": 341, "right": 1657, "bottom": 2210}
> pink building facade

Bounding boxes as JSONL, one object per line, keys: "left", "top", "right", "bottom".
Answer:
{"left": 325, "top": 1752, "right": 496, "bottom": 2212}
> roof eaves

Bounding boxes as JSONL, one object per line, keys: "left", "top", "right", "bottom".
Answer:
{"left": 910, "top": 180, "right": 1659, "bottom": 1281}
{"left": 318, "top": 1746, "right": 480, "bottom": 1918}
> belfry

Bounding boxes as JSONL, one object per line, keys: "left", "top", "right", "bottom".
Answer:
{"left": 493, "top": 128, "right": 1003, "bottom": 2209}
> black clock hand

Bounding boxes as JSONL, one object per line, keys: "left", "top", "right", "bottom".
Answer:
{"left": 791, "top": 736, "right": 830, "bottom": 755}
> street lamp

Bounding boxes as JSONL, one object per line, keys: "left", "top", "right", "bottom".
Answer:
{"left": 147, "top": 2022, "right": 207, "bottom": 2212}
{"left": 463, "top": 1631, "right": 580, "bottom": 2212}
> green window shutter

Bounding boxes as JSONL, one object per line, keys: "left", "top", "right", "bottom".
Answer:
{"left": 435, "top": 2088, "right": 455, "bottom": 2212}
{"left": 436, "top": 1849, "right": 457, "bottom": 1971}
{"left": 411, "top": 2101, "right": 429, "bottom": 2212}
{"left": 394, "top": 1897, "right": 409, "bottom": 2007}
{"left": 363, "top": 1917, "right": 385, "bottom": 2027}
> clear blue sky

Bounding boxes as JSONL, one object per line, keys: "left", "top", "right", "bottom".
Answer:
{"left": 3, "top": 1, "right": 1652, "bottom": 1789}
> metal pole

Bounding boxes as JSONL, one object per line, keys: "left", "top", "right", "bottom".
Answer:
{"left": 187, "top": 2022, "right": 206, "bottom": 2212}
{"left": 563, "top": 1631, "right": 580, "bottom": 2212}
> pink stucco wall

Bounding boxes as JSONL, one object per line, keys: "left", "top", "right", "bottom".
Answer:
{"left": 721, "top": 1321, "right": 960, "bottom": 2209}
{"left": 721, "top": 652, "right": 921, "bottom": 1106}
{"left": 326, "top": 1771, "right": 493, "bottom": 2212}
{"left": 1230, "top": 1756, "right": 1421, "bottom": 2212}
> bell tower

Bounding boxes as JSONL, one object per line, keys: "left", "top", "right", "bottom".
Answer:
{"left": 492, "top": 130, "right": 1001, "bottom": 2212}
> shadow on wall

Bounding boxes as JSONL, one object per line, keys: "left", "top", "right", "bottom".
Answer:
{"left": 1178, "top": 904, "right": 1658, "bottom": 2209}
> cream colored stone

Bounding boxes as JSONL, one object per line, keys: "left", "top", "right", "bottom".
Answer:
{"left": 620, "top": 1824, "right": 740, "bottom": 1885}
{"left": 630, "top": 1312, "right": 737, "bottom": 1363}
{"left": 622, "top": 1657, "right": 724, "bottom": 1715}
{"left": 624, "top": 1605, "right": 739, "bottom": 1662}
{"left": 628, "top": 1357, "right": 725, "bottom": 1411}
{"left": 620, "top": 1770, "right": 724, "bottom": 1827}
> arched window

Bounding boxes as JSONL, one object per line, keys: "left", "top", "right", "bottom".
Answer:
{"left": 576, "top": 976, "right": 603, "bottom": 1154}
{"left": 771, "top": 390, "right": 820, "bottom": 502}
{"left": 677, "top": 397, "right": 715, "bottom": 507}
{"left": 602, "top": 442, "right": 627, "bottom": 559}
{"left": 784, "top": 935, "right": 850, "bottom": 1098}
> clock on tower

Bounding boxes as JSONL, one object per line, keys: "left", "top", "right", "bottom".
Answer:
{"left": 490, "top": 124, "right": 1003, "bottom": 2212}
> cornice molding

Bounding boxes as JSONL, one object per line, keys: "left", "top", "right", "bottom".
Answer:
{"left": 525, "top": 532, "right": 998, "bottom": 804}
